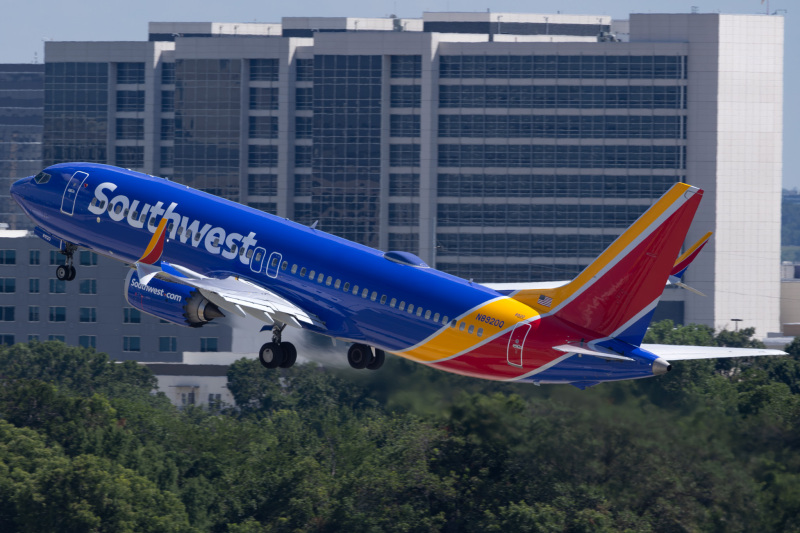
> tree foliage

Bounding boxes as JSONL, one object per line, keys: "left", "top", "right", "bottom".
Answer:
{"left": 0, "top": 332, "right": 799, "bottom": 532}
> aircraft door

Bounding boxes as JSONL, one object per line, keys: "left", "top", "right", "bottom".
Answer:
{"left": 60, "top": 171, "right": 89, "bottom": 216}
{"left": 506, "top": 322, "right": 531, "bottom": 368}
{"left": 249, "top": 246, "right": 266, "bottom": 273}
{"left": 266, "top": 252, "right": 282, "bottom": 278}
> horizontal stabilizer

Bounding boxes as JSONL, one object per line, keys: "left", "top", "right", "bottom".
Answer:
{"left": 642, "top": 344, "right": 786, "bottom": 361}
{"left": 553, "top": 344, "right": 635, "bottom": 362}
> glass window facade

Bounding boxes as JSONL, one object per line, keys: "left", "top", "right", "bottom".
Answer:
{"left": 116, "top": 118, "right": 144, "bottom": 140}
{"left": 116, "top": 90, "right": 145, "bottom": 112}
{"left": 250, "top": 59, "right": 279, "bottom": 81}
{"left": 311, "top": 55, "right": 382, "bottom": 247}
{"left": 390, "top": 115, "right": 420, "bottom": 137}
{"left": 390, "top": 85, "right": 421, "bottom": 108}
{"left": 296, "top": 59, "right": 313, "bottom": 82}
{"left": 249, "top": 87, "right": 278, "bottom": 110}
{"left": 437, "top": 203, "right": 645, "bottom": 228}
{"left": 390, "top": 55, "right": 421, "bottom": 78}
{"left": 438, "top": 114, "right": 684, "bottom": 139}
{"left": 174, "top": 59, "right": 242, "bottom": 200}
{"left": 249, "top": 116, "right": 278, "bottom": 139}
{"left": 438, "top": 85, "right": 685, "bottom": 109}
{"left": 43, "top": 62, "right": 108, "bottom": 164}
{"left": 248, "top": 145, "right": 278, "bottom": 168}
{"left": 438, "top": 145, "right": 684, "bottom": 169}
{"left": 117, "top": 62, "right": 145, "bottom": 84}
{"left": 248, "top": 174, "right": 277, "bottom": 196}
{"left": 437, "top": 174, "right": 678, "bottom": 199}
{"left": 439, "top": 55, "right": 686, "bottom": 79}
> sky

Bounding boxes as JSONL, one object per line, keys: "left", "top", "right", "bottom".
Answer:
{"left": 2, "top": 0, "right": 797, "bottom": 186}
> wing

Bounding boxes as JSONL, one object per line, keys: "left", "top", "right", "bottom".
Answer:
{"left": 136, "top": 261, "right": 324, "bottom": 330}
{"left": 642, "top": 344, "right": 786, "bottom": 361}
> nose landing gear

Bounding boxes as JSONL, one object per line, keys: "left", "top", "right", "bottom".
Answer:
{"left": 55, "top": 244, "right": 77, "bottom": 281}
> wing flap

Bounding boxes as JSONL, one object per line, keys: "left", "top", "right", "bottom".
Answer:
{"left": 642, "top": 344, "right": 786, "bottom": 361}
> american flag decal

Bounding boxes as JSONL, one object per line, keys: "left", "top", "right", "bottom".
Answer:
{"left": 538, "top": 294, "right": 553, "bottom": 307}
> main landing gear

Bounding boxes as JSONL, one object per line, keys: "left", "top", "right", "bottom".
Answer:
{"left": 258, "top": 323, "right": 297, "bottom": 369}
{"left": 55, "top": 243, "right": 77, "bottom": 281}
{"left": 347, "top": 343, "right": 385, "bottom": 371}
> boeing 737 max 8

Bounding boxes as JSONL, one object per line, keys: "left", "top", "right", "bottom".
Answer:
{"left": 10, "top": 163, "right": 784, "bottom": 388}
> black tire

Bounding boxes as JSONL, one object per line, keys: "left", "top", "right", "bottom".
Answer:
{"left": 259, "top": 342, "right": 284, "bottom": 369}
{"left": 347, "top": 344, "right": 370, "bottom": 370}
{"left": 56, "top": 264, "right": 70, "bottom": 281}
{"left": 367, "top": 348, "right": 385, "bottom": 370}
{"left": 67, "top": 265, "right": 77, "bottom": 281}
{"left": 280, "top": 342, "right": 297, "bottom": 368}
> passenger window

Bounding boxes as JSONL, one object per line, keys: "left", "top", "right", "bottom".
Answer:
{"left": 300, "top": 267, "right": 307, "bottom": 277}
{"left": 416, "top": 307, "right": 423, "bottom": 317}
{"left": 433, "top": 313, "right": 440, "bottom": 322}
{"left": 98, "top": 201, "right": 106, "bottom": 210}
{"left": 194, "top": 230, "right": 201, "bottom": 240}
{"left": 408, "top": 304, "right": 414, "bottom": 314}
{"left": 352, "top": 285, "right": 359, "bottom": 295}
{"left": 477, "top": 328, "right": 483, "bottom": 338}
{"left": 459, "top": 322, "right": 466, "bottom": 331}
{"left": 255, "top": 252, "right": 262, "bottom": 261}
{"left": 309, "top": 270, "right": 315, "bottom": 280}
{"left": 186, "top": 230, "right": 192, "bottom": 240}
{"left": 343, "top": 282, "right": 350, "bottom": 291}
{"left": 451, "top": 320, "right": 457, "bottom": 328}
{"left": 246, "top": 249, "right": 254, "bottom": 259}
{"left": 271, "top": 257, "right": 279, "bottom": 267}
{"left": 230, "top": 244, "right": 238, "bottom": 254}
{"left": 370, "top": 291, "right": 377, "bottom": 301}
{"left": 442, "top": 316, "right": 448, "bottom": 324}
{"left": 108, "top": 204, "right": 113, "bottom": 213}
{"left": 380, "top": 295, "right": 387, "bottom": 305}
{"left": 334, "top": 279, "right": 341, "bottom": 289}
{"left": 468, "top": 325, "right": 474, "bottom": 334}
{"left": 90, "top": 198, "right": 97, "bottom": 206}
{"left": 425, "top": 310, "right": 431, "bottom": 319}
{"left": 317, "top": 273, "right": 324, "bottom": 283}
{"left": 281, "top": 261, "right": 288, "bottom": 271}
{"left": 399, "top": 301, "right": 405, "bottom": 311}
{"left": 150, "top": 218, "right": 157, "bottom": 227}
{"left": 177, "top": 226, "right": 184, "bottom": 234}
{"left": 213, "top": 238, "right": 220, "bottom": 247}
{"left": 361, "top": 288, "right": 368, "bottom": 298}
{"left": 390, "top": 298, "right": 397, "bottom": 307}
{"left": 167, "top": 223, "right": 174, "bottom": 233}
{"left": 325, "top": 276, "right": 332, "bottom": 286}
{"left": 291, "top": 264, "right": 298, "bottom": 274}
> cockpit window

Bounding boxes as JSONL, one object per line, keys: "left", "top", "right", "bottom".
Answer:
{"left": 33, "top": 172, "right": 51, "bottom": 184}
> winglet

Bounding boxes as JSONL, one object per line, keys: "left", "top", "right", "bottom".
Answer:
{"left": 137, "top": 218, "right": 169, "bottom": 265}
{"left": 670, "top": 231, "right": 712, "bottom": 282}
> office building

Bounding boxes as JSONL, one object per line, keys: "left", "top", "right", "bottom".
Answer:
{"left": 30, "top": 11, "right": 783, "bottom": 336}
{"left": 0, "top": 64, "right": 43, "bottom": 230}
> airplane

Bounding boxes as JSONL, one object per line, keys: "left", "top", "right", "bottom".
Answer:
{"left": 10, "top": 163, "right": 784, "bottom": 388}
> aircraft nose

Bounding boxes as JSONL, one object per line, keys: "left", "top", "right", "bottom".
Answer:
{"left": 9, "top": 176, "right": 32, "bottom": 207}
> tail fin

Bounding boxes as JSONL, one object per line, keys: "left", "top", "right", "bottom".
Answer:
{"left": 511, "top": 183, "right": 703, "bottom": 344}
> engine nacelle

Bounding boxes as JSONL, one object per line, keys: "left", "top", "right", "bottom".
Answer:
{"left": 124, "top": 270, "right": 224, "bottom": 327}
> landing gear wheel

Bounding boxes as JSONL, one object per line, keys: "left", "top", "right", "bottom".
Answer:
{"left": 347, "top": 343, "right": 371, "bottom": 370}
{"left": 67, "top": 265, "right": 77, "bottom": 281}
{"left": 367, "top": 348, "right": 385, "bottom": 370}
{"left": 56, "top": 264, "right": 70, "bottom": 281}
{"left": 259, "top": 342, "right": 284, "bottom": 369}
{"left": 280, "top": 342, "right": 297, "bottom": 368}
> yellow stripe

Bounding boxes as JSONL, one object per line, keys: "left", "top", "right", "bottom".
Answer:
{"left": 395, "top": 297, "right": 538, "bottom": 363}
{"left": 673, "top": 231, "right": 712, "bottom": 266}
{"left": 138, "top": 218, "right": 168, "bottom": 263}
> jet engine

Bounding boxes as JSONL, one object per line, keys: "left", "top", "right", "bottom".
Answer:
{"left": 124, "top": 270, "right": 224, "bottom": 327}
